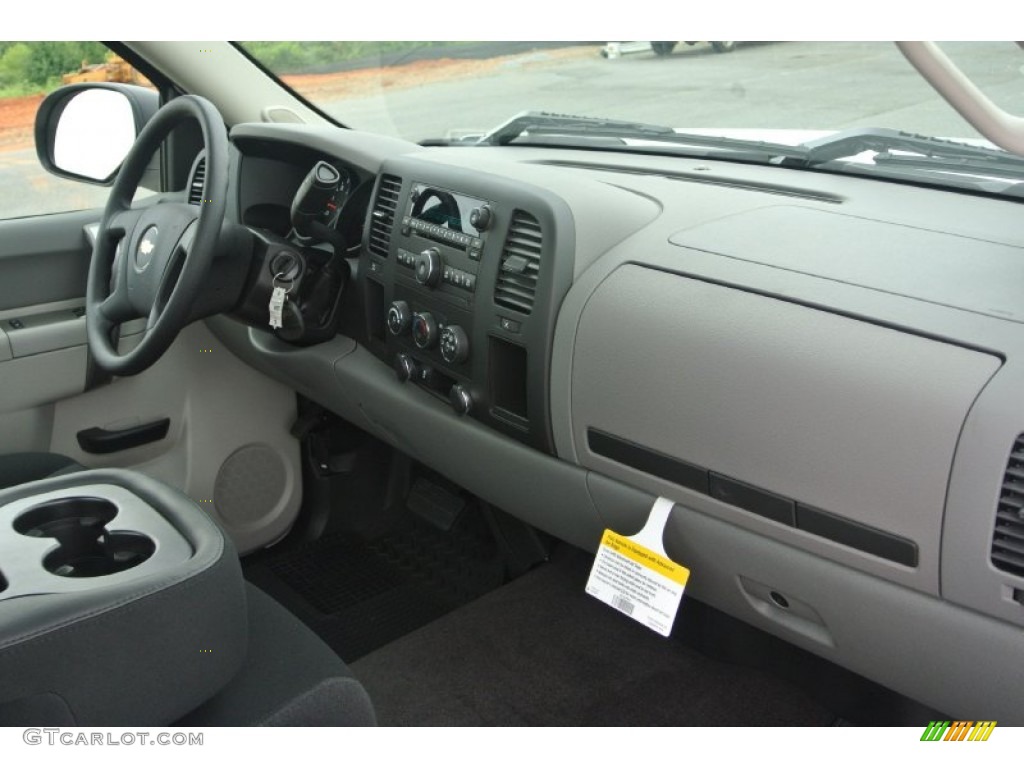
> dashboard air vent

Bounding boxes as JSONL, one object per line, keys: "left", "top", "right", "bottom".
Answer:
{"left": 494, "top": 210, "right": 542, "bottom": 315}
{"left": 368, "top": 174, "right": 402, "bottom": 258}
{"left": 991, "top": 434, "right": 1024, "bottom": 577}
{"left": 187, "top": 154, "right": 206, "bottom": 206}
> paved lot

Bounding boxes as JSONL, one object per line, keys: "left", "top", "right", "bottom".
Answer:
{"left": 3, "top": 41, "right": 1024, "bottom": 219}
{"left": 323, "top": 41, "right": 1024, "bottom": 142}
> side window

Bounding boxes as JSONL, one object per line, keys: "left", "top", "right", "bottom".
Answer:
{"left": 0, "top": 42, "right": 154, "bottom": 221}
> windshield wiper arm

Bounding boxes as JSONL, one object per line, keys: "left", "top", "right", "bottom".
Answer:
{"left": 478, "top": 110, "right": 809, "bottom": 160}
{"left": 480, "top": 111, "right": 677, "bottom": 145}
{"left": 871, "top": 150, "right": 1024, "bottom": 180}
{"left": 803, "top": 127, "right": 1023, "bottom": 167}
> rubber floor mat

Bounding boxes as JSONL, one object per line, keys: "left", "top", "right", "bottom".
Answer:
{"left": 243, "top": 513, "right": 508, "bottom": 662}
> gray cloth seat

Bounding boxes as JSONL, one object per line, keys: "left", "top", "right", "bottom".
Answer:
{"left": 177, "top": 583, "right": 376, "bottom": 726}
{"left": 0, "top": 452, "right": 83, "bottom": 489}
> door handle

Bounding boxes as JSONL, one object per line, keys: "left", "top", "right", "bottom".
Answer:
{"left": 76, "top": 418, "right": 170, "bottom": 455}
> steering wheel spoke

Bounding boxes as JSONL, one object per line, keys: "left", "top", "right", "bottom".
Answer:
{"left": 98, "top": 283, "right": 137, "bottom": 325}
{"left": 107, "top": 207, "right": 143, "bottom": 237}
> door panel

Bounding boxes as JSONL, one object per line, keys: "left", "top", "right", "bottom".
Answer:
{"left": 49, "top": 321, "right": 302, "bottom": 554}
{"left": 0, "top": 210, "right": 95, "bottom": 451}
{"left": 0, "top": 209, "right": 302, "bottom": 553}
{"left": 0, "top": 210, "right": 97, "bottom": 310}
{"left": 0, "top": 345, "right": 87, "bottom": 414}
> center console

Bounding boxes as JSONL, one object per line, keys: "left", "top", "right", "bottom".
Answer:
{"left": 0, "top": 469, "right": 246, "bottom": 725}
{"left": 359, "top": 157, "right": 575, "bottom": 451}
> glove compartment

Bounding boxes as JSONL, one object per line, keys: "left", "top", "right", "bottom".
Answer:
{"left": 569, "top": 265, "right": 1001, "bottom": 593}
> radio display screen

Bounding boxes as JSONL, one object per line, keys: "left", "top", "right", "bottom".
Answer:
{"left": 408, "top": 185, "right": 487, "bottom": 238}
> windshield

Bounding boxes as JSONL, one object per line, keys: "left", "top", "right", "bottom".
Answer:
{"left": 237, "top": 41, "right": 1024, "bottom": 197}
{"left": 236, "top": 42, "right": 1015, "bottom": 142}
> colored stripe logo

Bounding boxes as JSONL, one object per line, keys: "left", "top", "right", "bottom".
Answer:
{"left": 920, "top": 721, "right": 996, "bottom": 741}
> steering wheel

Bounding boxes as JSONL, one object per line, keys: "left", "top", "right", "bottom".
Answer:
{"left": 86, "top": 95, "right": 228, "bottom": 376}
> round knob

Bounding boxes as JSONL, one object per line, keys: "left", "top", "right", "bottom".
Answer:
{"left": 411, "top": 312, "right": 438, "bottom": 349}
{"left": 439, "top": 325, "right": 470, "bottom": 365}
{"left": 414, "top": 248, "right": 442, "bottom": 287}
{"left": 394, "top": 353, "right": 418, "bottom": 382}
{"left": 450, "top": 384, "right": 473, "bottom": 416}
{"left": 386, "top": 301, "right": 411, "bottom": 336}
{"left": 469, "top": 205, "right": 492, "bottom": 231}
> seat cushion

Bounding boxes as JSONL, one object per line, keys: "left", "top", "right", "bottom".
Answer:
{"left": 176, "top": 583, "right": 376, "bottom": 726}
{"left": 0, "top": 453, "right": 83, "bottom": 490}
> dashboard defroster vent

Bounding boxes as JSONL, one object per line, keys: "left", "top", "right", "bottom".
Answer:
{"left": 494, "top": 210, "right": 542, "bottom": 315}
{"left": 187, "top": 154, "right": 206, "bottom": 206}
{"left": 991, "top": 434, "right": 1024, "bottom": 577}
{"left": 368, "top": 174, "right": 402, "bottom": 258}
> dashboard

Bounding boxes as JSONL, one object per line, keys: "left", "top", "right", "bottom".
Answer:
{"left": 211, "top": 122, "right": 1024, "bottom": 722}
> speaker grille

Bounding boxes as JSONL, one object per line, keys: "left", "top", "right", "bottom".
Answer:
{"left": 214, "top": 444, "right": 287, "bottom": 526}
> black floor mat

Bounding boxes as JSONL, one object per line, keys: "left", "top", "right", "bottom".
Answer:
{"left": 352, "top": 547, "right": 838, "bottom": 726}
{"left": 243, "top": 512, "right": 507, "bottom": 662}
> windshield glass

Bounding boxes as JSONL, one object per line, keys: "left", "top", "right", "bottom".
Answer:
{"left": 238, "top": 41, "right": 1020, "bottom": 146}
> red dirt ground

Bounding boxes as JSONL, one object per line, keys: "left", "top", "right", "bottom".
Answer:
{"left": 0, "top": 47, "right": 591, "bottom": 152}
{"left": 280, "top": 46, "right": 590, "bottom": 102}
{"left": 0, "top": 93, "right": 44, "bottom": 151}
{"left": 281, "top": 56, "right": 509, "bottom": 102}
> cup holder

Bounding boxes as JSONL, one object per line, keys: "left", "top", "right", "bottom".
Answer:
{"left": 14, "top": 497, "right": 117, "bottom": 539}
{"left": 43, "top": 532, "right": 155, "bottom": 578}
{"left": 13, "top": 497, "right": 155, "bottom": 578}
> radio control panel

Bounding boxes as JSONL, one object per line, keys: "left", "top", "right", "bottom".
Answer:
{"left": 360, "top": 163, "right": 569, "bottom": 452}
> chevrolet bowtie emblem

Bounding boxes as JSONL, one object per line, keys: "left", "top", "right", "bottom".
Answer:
{"left": 134, "top": 226, "right": 158, "bottom": 271}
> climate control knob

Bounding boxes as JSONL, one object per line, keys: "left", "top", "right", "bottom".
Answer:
{"left": 449, "top": 384, "right": 473, "bottom": 416}
{"left": 414, "top": 248, "right": 442, "bottom": 288}
{"left": 439, "top": 325, "right": 470, "bottom": 365}
{"left": 387, "top": 300, "right": 411, "bottom": 336}
{"left": 394, "top": 353, "right": 418, "bottom": 383}
{"left": 411, "top": 312, "right": 438, "bottom": 349}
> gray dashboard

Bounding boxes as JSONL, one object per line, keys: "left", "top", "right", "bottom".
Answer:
{"left": 211, "top": 123, "right": 1024, "bottom": 721}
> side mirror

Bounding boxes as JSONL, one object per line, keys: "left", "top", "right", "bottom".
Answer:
{"left": 34, "top": 83, "right": 160, "bottom": 186}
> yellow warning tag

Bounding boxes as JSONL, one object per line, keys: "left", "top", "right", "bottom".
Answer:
{"left": 586, "top": 498, "right": 690, "bottom": 637}
{"left": 599, "top": 530, "right": 690, "bottom": 586}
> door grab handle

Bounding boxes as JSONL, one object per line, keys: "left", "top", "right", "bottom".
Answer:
{"left": 76, "top": 418, "right": 170, "bottom": 454}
